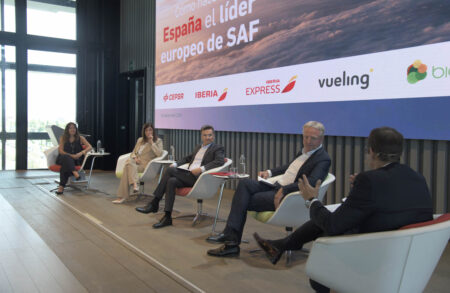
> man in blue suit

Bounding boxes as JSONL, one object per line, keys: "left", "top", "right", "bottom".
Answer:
{"left": 207, "top": 121, "right": 331, "bottom": 257}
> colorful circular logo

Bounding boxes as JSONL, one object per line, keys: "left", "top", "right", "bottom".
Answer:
{"left": 407, "top": 60, "right": 427, "bottom": 84}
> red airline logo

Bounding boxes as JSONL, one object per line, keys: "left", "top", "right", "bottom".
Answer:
{"left": 195, "top": 88, "right": 228, "bottom": 102}
{"left": 218, "top": 88, "right": 228, "bottom": 101}
{"left": 282, "top": 75, "right": 297, "bottom": 93}
{"left": 245, "top": 75, "right": 297, "bottom": 96}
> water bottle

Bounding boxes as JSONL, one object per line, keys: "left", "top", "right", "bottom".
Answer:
{"left": 239, "top": 154, "right": 246, "bottom": 175}
{"left": 169, "top": 145, "right": 175, "bottom": 161}
{"left": 97, "top": 140, "right": 101, "bottom": 153}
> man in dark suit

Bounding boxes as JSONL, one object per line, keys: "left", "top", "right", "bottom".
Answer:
{"left": 253, "top": 127, "right": 433, "bottom": 293}
{"left": 136, "top": 125, "right": 225, "bottom": 228}
{"left": 207, "top": 121, "right": 331, "bottom": 257}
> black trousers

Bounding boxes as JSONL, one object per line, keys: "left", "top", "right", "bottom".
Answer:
{"left": 153, "top": 167, "right": 197, "bottom": 212}
{"left": 56, "top": 154, "right": 79, "bottom": 187}
{"left": 224, "top": 179, "right": 277, "bottom": 243}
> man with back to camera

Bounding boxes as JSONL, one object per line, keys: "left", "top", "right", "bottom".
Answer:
{"left": 253, "top": 126, "right": 433, "bottom": 293}
{"left": 207, "top": 121, "right": 331, "bottom": 257}
{"left": 135, "top": 125, "right": 225, "bottom": 228}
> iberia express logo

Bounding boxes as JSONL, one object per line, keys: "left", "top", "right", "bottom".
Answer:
{"left": 282, "top": 75, "right": 297, "bottom": 93}
{"left": 245, "top": 76, "right": 297, "bottom": 96}
{"left": 407, "top": 60, "right": 427, "bottom": 84}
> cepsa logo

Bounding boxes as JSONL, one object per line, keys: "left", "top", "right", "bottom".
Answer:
{"left": 163, "top": 93, "right": 184, "bottom": 102}
{"left": 245, "top": 76, "right": 297, "bottom": 96}
{"left": 195, "top": 88, "right": 228, "bottom": 102}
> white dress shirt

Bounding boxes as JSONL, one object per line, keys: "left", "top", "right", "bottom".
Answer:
{"left": 189, "top": 143, "right": 211, "bottom": 172}
{"left": 270, "top": 145, "right": 322, "bottom": 186}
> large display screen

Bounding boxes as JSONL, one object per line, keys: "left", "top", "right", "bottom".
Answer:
{"left": 155, "top": 0, "right": 450, "bottom": 140}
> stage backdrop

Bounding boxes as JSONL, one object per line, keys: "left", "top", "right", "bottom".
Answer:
{"left": 154, "top": 0, "right": 450, "bottom": 140}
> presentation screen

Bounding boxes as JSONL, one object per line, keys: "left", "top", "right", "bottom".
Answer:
{"left": 154, "top": 0, "right": 450, "bottom": 140}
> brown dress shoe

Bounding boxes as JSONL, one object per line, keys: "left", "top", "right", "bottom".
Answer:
{"left": 253, "top": 232, "right": 284, "bottom": 265}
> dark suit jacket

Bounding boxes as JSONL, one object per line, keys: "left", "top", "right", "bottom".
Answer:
{"left": 176, "top": 143, "right": 225, "bottom": 172}
{"left": 270, "top": 147, "right": 331, "bottom": 196}
{"left": 310, "top": 163, "right": 433, "bottom": 236}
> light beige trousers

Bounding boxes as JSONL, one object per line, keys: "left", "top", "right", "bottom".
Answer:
{"left": 117, "top": 158, "right": 144, "bottom": 199}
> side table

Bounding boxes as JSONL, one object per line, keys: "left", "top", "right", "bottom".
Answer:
{"left": 211, "top": 173, "right": 249, "bottom": 235}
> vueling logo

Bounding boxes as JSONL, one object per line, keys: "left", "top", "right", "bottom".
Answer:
{"left": 407, "top": 60, "right": 427, "bottom": 84}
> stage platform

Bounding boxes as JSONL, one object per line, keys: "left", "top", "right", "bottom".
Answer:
{"left": 0, "top": 170, "right": 448, "bottom": 292}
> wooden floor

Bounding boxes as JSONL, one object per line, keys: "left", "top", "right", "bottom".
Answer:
{"left": 0, "top": 170, "right": 449, "bottom": 292}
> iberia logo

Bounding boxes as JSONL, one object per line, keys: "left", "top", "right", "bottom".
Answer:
{"left": 218, "top": 88, "right": 228, "bottom": 102}
{"left": 282, "top": 75, "right": 297, "bottom": 93}
{"left": 407, "top": 60, "right": 427, "bottom": 84}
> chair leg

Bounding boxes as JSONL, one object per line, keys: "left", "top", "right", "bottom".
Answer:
{"left": 174, "top": 199, "right": 208, "bottom": 226}
{"left": 285, "top": 226, "right": 293, "bottom": 265}
{"left": 135, "top": 181, "right": 156, "bottom": 201}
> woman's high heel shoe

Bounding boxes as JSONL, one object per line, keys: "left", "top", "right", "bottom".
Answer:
{"left": 112, "top": 198, "right": 126, "bottom": 204}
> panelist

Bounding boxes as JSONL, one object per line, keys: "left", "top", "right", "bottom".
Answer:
{"left": 207, "top": 121, "right": 331, "bottom": 257}
{"left": 113, "top": 123, "right": 163, "bottom": 203}
{"left": 253, "top": 127, "right": 433, "bottom": 293}
{"left": 136, "top": 125, "right": 225, "bottom": 228}
{"left": 56, "top": 122, "right": 92, "bottom": 195}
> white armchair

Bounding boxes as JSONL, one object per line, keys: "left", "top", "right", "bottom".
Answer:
{"left": 306, "top": 214, "right": 450, "bottom": 293}
{"left": 248, "top": 173, "right": 335, "bottom": 264}
{"left": 115, "top": 150, "right": 168, "bottom": 199}
{"left": 174, "top": 158, "right": 233, "bottom": 225}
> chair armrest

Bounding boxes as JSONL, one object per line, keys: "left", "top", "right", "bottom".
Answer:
{"left": 115, "top": 153, "right": 131, "bottom": 176}
{"left": 140, "top": 150, "right": 169, "bottom": 182}
{"left": 306, "top": 219, "right": 450, "bottom": 293}
{"left": 266, "top": 191, "right": 310, "bottom": 227}
{"left": 184, "top": 158, "right": 232, "bottom": 199}
{"left": 44, "top": 146, "right": 59, "bottom": 167}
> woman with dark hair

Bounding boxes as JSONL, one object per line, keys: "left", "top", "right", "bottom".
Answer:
{"left": 113, "top": 123, "right": 163, "bottom": 203}
{"left": 56, "top": 122, "right": 92, "bottom": 195}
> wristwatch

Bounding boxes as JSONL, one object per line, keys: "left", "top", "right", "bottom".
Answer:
{"left": 305, "top": 197, "right": 318, "bottom": 208}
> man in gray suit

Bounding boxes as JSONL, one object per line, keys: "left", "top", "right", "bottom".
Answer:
{"left": 136, "top": 125, "right": 225, "bottom": 228}
{"left": 207, "top": 121, "right": 331, "bottom": 257}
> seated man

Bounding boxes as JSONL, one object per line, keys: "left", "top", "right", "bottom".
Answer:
{"left": 136, "top": 125, "right": 225, "bottom": 228}
{"left": 253, "top": 127, "right": 433, "bottom": 293}
{"left": 207, "top": 121, "right": 331, "bottom": 257}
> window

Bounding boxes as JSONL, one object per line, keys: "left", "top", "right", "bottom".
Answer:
{"left": 0, "top": 45, "right": 16, "bottom": 170}
{"left": 27, "top": 0, "right": 76, "bottom": 40}
{"left": 27, "top": 50, "right": 76, "bottom": 169}
{"left": 0, "top": 0, "right": 16, "bottom": 32}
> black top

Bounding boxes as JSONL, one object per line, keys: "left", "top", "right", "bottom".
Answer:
{"left": 61, "top": 138, "right": 84, "bottom": 165}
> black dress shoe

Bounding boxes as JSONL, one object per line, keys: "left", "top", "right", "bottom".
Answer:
{"left": 55, "top": 190, "right": 64, "bottom": 195}
{"left": 253, "top": 232, "right": 284, "bottom": 265}
{"left": 207, "top": 244, "right": 240, "bottom": 257}
{"left": 206, "top": 233, "right": 226, "bottom": 243}
{"left": 153, "top": 215, "right": 172, "bottom": 229}
{"left": 135, "top": 202, "right": 159, "bottom": 214}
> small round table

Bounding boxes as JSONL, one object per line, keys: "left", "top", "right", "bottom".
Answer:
{"left": 153, "top": 160, "right": 176, "bottom": 183}
{"left": 211, "top": 173, "right": 250, "bottom": 235}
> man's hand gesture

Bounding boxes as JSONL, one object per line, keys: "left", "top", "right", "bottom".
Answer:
{"left": 298, "top": 174, "right": 321, "bottom": 200}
